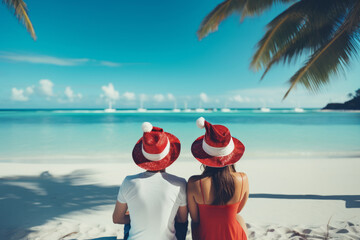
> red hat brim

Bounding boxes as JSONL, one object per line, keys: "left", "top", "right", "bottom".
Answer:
{"left": 191, "top": 135, "right": 245, "bottom": 168}
{"left": 132, "top": 132, "right": 181, "bottom": 171}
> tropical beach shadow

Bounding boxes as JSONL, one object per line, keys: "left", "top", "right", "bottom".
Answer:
{"left": 250, "top": 193, "right": 360, "bottom": 208}
{"left": 0, "top": 170, "right": 119, "bottom": 240}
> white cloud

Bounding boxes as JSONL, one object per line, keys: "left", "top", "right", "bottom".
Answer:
{"left": 25, "top": 86, "right": 35, "bottom": 95}
{"left": 11, "top": 80, "right": 83, "bottom": 104}
{"left": 228, "top": 86, "right": 345, "bottom": 107}
{"left": 100, "top": 61, "right": 122, "bottom": 67}
{"left": 64, "top": 86, "right": 82, "bottom": 102}
{"left": 11, "top": 85, "right": 35, "bottom": 102}
{"left": 233, "top": 95, "right": 244, "bottom": 103}
{"left": 39, "top": 79, "right": 54, "bottom": 97}
{"left": 200, "top": 92, "right": 209, "bottom": 102}
{"left": 101, "top": 83, "right": 119, "bottom": 101}
{"left": 139, "top": 94, "right": 147, "bottom": 101}
{"left": 229, "top": 87, "right": 289, "bottom": 106}
{"left": 56, "top": 98, "right": 66, "bottom": 103}
{"left": 1, "top": 53, "right": 88, "bottom": 66}
{"left": 0, "top": 52, "right": 124, "bottom": 67}
{"left": 64, "top": 87, "right": 74, "bottom": 100}
{"left": 11, "top": 88, "right": 28, "bottom": 101}
{"left": 167, "top": 93, "right": 175, "bottom": 101}
{"left": 154, "top": 94, "right": 165, "bottom": 102}
{"left": 123, "top": 92, "right": 135, "bottom": 101}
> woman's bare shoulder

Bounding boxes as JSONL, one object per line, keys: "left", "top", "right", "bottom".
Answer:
{"left": 188, "top": 175, "right": 202, "bottom": 184}
{"left": 187, "top": 175, "right": 202, "bottom": 193}
{"left": 233, "top": 172, "right": 248, "bottom": 182}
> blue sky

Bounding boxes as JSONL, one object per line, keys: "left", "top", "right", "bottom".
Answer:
{"left": 0, "top": 0, "right": 359, "bottom": 109}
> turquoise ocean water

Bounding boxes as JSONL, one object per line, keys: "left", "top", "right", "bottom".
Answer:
{"left": 0, "top": 109, "right": 359, "bottom": 163}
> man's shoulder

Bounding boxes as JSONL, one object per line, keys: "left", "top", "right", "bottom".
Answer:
{"left": 162, "top": 172, "right": 187, "bottom": 186}
{"left": 123, "top": 172, "right": 148, "bottom": 182}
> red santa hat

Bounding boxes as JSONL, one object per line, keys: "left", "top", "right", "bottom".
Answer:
{"left": 132, "top": 122, "right": 181, "bottom": 171}
{"left": 191, "top": 117, "right": 245, "bottom": 167}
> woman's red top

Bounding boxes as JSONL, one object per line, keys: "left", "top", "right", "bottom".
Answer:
{"left": 192, "top": 175, "right": 247, "bottom": 240}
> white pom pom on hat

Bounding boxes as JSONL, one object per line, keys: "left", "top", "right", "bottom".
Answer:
{"left": 142, "top": 122, "right": 153, "bottom": 133}
{"left": 196, "top": 117, "right": 205, "bottom": 129}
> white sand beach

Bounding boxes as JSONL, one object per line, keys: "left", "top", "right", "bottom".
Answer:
{"left": 1, "top": 157, "right": 360, "bottom": 240}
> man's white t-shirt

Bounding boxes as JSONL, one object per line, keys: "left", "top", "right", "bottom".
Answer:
{"left": 117, "top": 171, "right": 187, "bottom": 240}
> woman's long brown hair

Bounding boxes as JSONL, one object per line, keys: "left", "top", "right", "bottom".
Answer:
{"left": 201, "top": 164, "right": 236, "bottom": 205}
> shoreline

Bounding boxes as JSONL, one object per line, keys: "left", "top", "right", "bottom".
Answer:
{"left": 1, "top": 158, "right": 359, "bottom": 239}
{"left": 1, "top": 108, "right": 360, "bottom": 113}
{"left": 2, "top": 152, "right": 360, "bottom": 163}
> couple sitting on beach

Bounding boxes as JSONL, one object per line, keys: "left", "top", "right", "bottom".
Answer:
{"left": 113, "top": 117, "right": 249, "bottom": 240}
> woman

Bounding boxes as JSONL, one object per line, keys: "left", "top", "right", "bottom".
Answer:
{"left": 187, "top": 117, "right": 249, "bottom": 240}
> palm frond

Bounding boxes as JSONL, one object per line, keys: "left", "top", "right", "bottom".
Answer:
{"left": 3, "top": 0, "right": 36, "bottom": 40}
{"left": 250, "top": 13, "right": 294, "bottom": 71}
{"left": 259, "top": 23, "right": 333, "bottom": 80}
{"left": 197, "top": 0, "right": 296, "bottom": 40}
{"left": 198, "top": 0, "right": 360, "bottom": 99}
{"left": 259, "top": 10, "right": 341, "bottom": 79}
{"left": 250, "top": 0, "right": 347, "bottom": 71}
{"left": 197, "top": 0, "right": 244, "bottom": 40}
{"left": 252, "top": 0, "right": 355, "bottom": 78}
{"left": 241, "top": 0, "right": 296, "bottom": 20}
{"left": 283, "top": 1, "right": 360, "bottom": 99}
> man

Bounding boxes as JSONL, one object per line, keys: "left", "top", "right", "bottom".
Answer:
{"left": 113, "top": 122, "right": 188, "bottom": 240}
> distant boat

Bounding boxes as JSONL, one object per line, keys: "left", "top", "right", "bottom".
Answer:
{"left": 221, "top": 102, "right": 230, "bottom": 112}
{"left": 104, "top": 108, "right": 116, "bottom": 113}
{"left": 294, "top": 107, "right": 304, "bottom": 112}
{"left": 260, "top": 107, "right": 271, "bottom": 112}
{"left": 183, "top": 101, "right": 191, "bottom": 112}
{"left": 196, "top": 101, "right": 205, "bottom": 112}
{"left": 104, "top": 101, "right": 116, "bottom": 113}
{"left": 138, "top": 98, "right": 147, "bottom": 112}
{"left": 172, "top": 102, "right": 180, "bottom": 112}
{"left": 137, "top": 108, "right": 147, "bottom": 112}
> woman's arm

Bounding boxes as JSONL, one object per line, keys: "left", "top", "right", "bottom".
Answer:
{"left": 236, "top": 214, "right": 248, "bottom": 237}
{"left": 237, "top": 173, "right": 249, "bottom": 213}
{"left": 112, "top": 201, "right": 130, "bottom": 224}
{"left": 187, "top": 176, "right": 200, "bottom": 223}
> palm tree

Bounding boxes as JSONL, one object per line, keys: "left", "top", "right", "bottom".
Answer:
{"left": 356, "top": 88, "right": 360, "bottom": 97}
{"left": 2, "top": 0, "right": 36, "bottom": 40}
{"left": 198, "top": 0, "right": 360, "bottom": 99}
